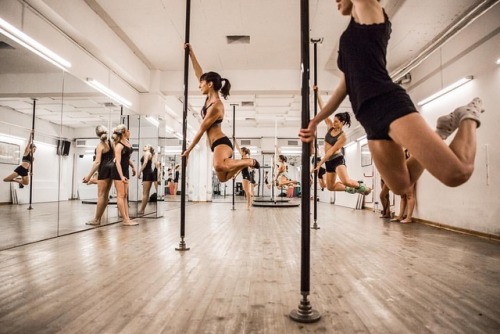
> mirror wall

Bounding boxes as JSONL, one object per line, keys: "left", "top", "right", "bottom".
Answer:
{"left": 0, "top": 31, "right": 158, "bottom": 250}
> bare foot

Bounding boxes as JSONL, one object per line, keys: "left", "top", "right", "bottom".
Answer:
{"left": 123, "top": 220, "right": 139, "bottom": 226}
{"left": 400, "top": 219, "right": 413, "bottom": 224}
{"left": 85, "top": 220, "right": 100, "bottom": 226}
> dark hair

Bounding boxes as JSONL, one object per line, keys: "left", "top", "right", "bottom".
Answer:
{"left": 241, "top": 147, "right": 250, "bottom": 155}
{"left": 200, "top": 71, "right": 231, "bottom": 99}
{"left": 334, "top": 112, "right": 351, "bottom": 128}
{"left": 279, "top": 154, "right": 287, "bottom": 163}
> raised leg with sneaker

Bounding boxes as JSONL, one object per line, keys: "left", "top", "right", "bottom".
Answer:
{"left": 436, "top": 97, "right": 484, "bottom": 140}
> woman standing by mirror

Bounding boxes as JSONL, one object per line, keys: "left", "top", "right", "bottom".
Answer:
{"left": 3, "top": 130, "right": 36, "bottom": 188}
{"left": 111, "top": 124, "right": 137, "bottom": 226}
{"left": 82, "top": 125, "right": 114, "bottom": 226}
{"left": 138, "top": 144, "right": 155, "bottom": 215}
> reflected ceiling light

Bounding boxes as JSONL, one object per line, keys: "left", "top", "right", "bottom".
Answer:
{"left": 417, "top": 76, "right": 473, "bottom": 107}
{"left": 0, "top": 17, "right": 71, "bottom": 71}
{"left": 145, "top": 116, "right": 159, "bottom": 127}
{"left": 86, "top": 78, "right": 132, "bottom": 108}
{"left": 165, "top": 125, "right": 174, "bottom": 133}
{"left": 496, "top": 57, "right": 500, "bottom": 65}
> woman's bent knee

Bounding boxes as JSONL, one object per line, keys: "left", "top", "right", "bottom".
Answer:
{"left": 441, "top": 165, "right": 473, "bottom": 187}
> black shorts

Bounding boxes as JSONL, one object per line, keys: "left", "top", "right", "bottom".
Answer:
{"left": 356, "top": 88, "right": 418, "bottom": 140}
{"left": 241, "top": 167, "right": 250, "bottom": 180}
{"left": 318, "top": 167, "right": 326, "bottom": 179}
{"left": 143, "top": 170, "right": 155, "bottom": 182}
{"left": 211, "top": 136, "right": 233, "bottom": 153}
{"left": 98, "top": 160, "right": 113, "bottom": 180}
{"left": 14, "top": 165, "right": 29, "bottom": 177}
{"left": 325, "top": 155, "right": 345, "bottom": 173}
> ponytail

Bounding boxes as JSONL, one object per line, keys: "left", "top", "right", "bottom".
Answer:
{"left": 220, "top": 78, "right": 231, "bottom": 99}
{"left": 335, "top": 112, "right": 352, "bottom": 128}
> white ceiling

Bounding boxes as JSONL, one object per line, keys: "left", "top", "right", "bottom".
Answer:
{"left": 0, "top": 0, "right": 489, "bottom": 136}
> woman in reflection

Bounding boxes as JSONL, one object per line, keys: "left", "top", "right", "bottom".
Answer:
{"left": 276, "top": 155, "right": 298, "bottom": 188}
{"left": 312, "top": 86, "right": 371, "bottom": 195}
{"left": 111, "top": 124, "right": 137, "bottom": 226}
{"left": 182, "top": 43, "right": 259, "bottom": 182}
{"left": 3, "top": 131, "right": 36, "bottom": 188}
{"left": 235, "top": 141, "right": 254, "bottom": 210}
{"left": 82, "top": 125, "right": 114, "bottom": 226}
{"left": 173, "top": 164, "right": 180, "bottom": 198}
{"left": 138, "top": 144, "right": 155, "bottom": 215}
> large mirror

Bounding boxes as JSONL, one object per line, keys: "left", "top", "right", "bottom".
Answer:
{"left": 0, "top": 28, "right": 154, "bottom": 250}
{"left": 0, "top": 31, "right": 62, "bottom": 249}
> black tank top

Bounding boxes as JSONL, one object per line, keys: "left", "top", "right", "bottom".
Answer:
{"left": 337, "top": 9, "right": 401, "bottom": 115}
{"left": 22, "top": 154, "right": 33, "bottom": 163}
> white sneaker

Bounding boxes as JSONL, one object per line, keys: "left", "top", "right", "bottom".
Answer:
{"left": 436, "top": 97, "right": 484, "bottom": 139}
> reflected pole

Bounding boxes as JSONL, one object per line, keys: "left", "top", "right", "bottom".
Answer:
{"left": 28, "top": 99, "right": 36, "bottom": 210}
{"left": 289, "top": 0, "right": 321, "bottom": 323}
{"left": 176, "top": 0, "right": 191, "bottom": 251}
{"left": 311, "top": 38, "right": 323, "bottom": 230}
{"left": 230, "top": 104, "right": 237, "bottom": 211}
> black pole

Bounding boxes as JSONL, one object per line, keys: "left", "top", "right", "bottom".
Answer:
{"left": 311, "top": 38, "right": 322, "bottom": 230}
{"left": 27, "top": 99, "right": 36, "bottom": 210}
{"left": 290, "top": 0, "right": 321, "bottom": 323}
{"left": 176, "top": 0, "right": 191, "bottom": 251}
{"left": 231, "top": 104, "right": 237, "bottom": 210}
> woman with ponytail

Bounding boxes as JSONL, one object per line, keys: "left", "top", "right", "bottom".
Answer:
{"left": 182, "top": 43, "right": 259, "bottom": 182}
{"left": 313, "top": 87, "right": 371, "bottom": 195}
{"left": 83, "top": 125, "right": 114, "bottom": 225}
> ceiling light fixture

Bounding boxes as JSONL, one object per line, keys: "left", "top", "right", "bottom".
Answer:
{"left": 86, "top": 78, "right": 132, "bottom": 108}
{"left": 417, "top": 76, "right": 473, "bottom": 107}
{"left": 0, "top": 17, "right": 71, "bottom": 70}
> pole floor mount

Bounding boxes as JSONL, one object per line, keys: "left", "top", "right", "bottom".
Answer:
{"left": 289, "top": 294, "right": 321, "bottom": 323}
{"left": 175, "top": 238, "right": 190, "bottom": 251}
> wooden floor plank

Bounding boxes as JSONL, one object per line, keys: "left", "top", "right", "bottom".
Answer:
{"left": 0, "top": 202, "right": 499, "bottom": 333}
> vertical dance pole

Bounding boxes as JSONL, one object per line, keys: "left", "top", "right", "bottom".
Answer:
{"left": 290, "top": 0, "right": 321, "bottom": 323}
{"left": 28, "top": 99, "right": 36, "bottom": 210}
{"left": 311, "top": 38, "right": 322, "bottom": 230}
{"left": 176, "top": 0, "right": 191, "bottom": 251}
{"left": 230, "top": 104, "right": 237, "bottom": 210}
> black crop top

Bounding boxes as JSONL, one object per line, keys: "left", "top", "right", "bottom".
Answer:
{"left": 324, "top": 129, "right": 343, "bottom": 146}
{"left": 337, "top": 9, "right": 401, "bottom": 114}
{"left": 201, "top": 98, "right": 223, "bottom": 128}
{"left": 22, "top": 154, "right": 33, "bottom": 163}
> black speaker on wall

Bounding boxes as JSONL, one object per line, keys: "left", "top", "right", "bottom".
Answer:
{"left": 57, "top": 140, "right": 71, "bottom": 156}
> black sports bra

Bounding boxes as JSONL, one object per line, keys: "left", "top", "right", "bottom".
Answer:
{"left": 201, "top": 98, "right": 223, "bottom": 127}
{"left": 325, "top": 129, "right": 343, "bottom": 146}
{"left": 22, "top": 154, "right": 33, "bottom": 163}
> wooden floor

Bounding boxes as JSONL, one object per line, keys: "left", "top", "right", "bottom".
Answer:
{"left": 0, "top": 202, "right": 499, "bottom": 333}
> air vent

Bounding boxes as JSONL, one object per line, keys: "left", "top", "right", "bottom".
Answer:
{"left": 287, "top": 140, "right": 299, "bottom": 146}
{"left": 244, "top": 117, "right": 255, "bottom": 121}
{"left": 226, "top": 35, "right": 250, "bottom": 44}
{"left": 241, "top": 101, "right": 254, "bottom": 107}
{"left": 76, "top": 139, "right": 87, "bottom": 147}
{"left": 132, "top": 143, "right": 139, "bottom": 149}
{"left": 241, "top": 139, "right": 251, "bottom": 146}
{"left": 0, "top": 41, "right": 14, "bottom": 50}
{"left": 104, "top": 102, "right": 117, "bottom": 107}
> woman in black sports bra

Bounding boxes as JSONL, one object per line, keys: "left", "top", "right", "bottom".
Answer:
{"left": 82, "top": 125, "right": 114, "bottom": 225}
{"left": 111, "top": 124, "right": 137, "bottom": 226}
{"left": 313, "top": 87, "right": 371, "bottom": 195}
{"left": 3, "top": 131, "right": 36, "bottom": 188}
{"left": 182, "top": 43, "right": 260, "bottom": 182}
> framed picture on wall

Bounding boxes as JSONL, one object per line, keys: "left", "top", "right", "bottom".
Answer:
{"left": 0, "top": 141, "right": 20, "bottom": 165}
{"left": 360, "top": 144, "right": 372, "bottom": 167}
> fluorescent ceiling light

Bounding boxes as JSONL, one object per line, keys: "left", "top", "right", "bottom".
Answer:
{"left": 496, "top": 58, "right": 500, "bottom": 65}
{"left": 0, "top": 17, "right": 71, "bottom": 71}
{"left": 145, "top": 116, "right": 159, "bottom": 128}
{"left": 417, "top": 76, "right": 473, "bottom": 107}
{"left": 86, "top": 78, "right": 132, "bottom": 108}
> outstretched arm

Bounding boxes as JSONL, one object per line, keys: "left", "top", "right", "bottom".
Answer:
{"left": 83, "top": 143, "right": 103, "bottom": 183}
{"left": 234, "top": 140, "right": 243, "bottom": 156}
{"left": 300, "top": 73, "right": 347, "bottom": 143}
{"left": 23, "top": 131, "right": 34, "bottom": 155}
{"left": 185, "top": 43, "right": 203, "bottom": 81}
{"left": 313, "top": 85, "right": 333, "bottom": 129}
